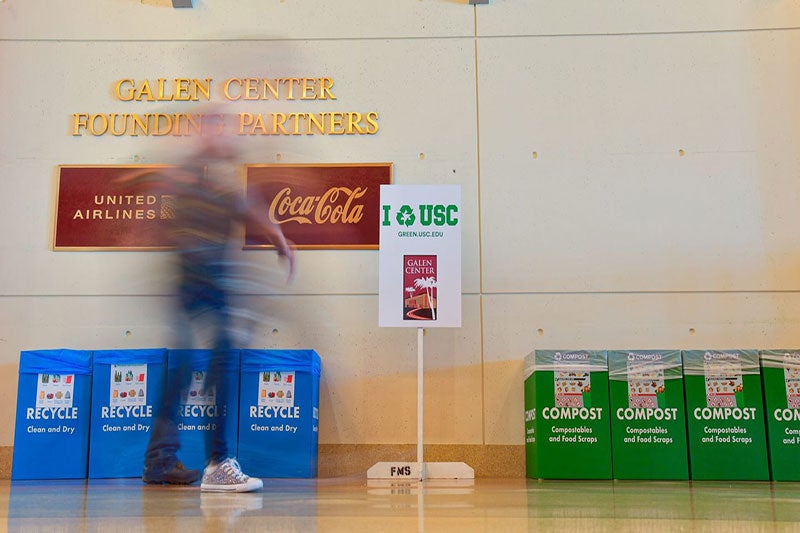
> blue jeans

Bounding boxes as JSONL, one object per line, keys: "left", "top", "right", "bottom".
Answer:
{"left": 144, "top": 263, "right": 234, "bottom": 475}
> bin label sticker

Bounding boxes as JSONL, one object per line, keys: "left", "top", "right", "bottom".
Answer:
{"left": 258, "top": 371, "right": 295, "bottom": 407}
{"left": 627, "top": 361, "right": 665, "bottom": 409}
{"left": 110, "top": 364, "right": 147, "bottom": 406}
{"left": 184, "top": 371, "right": 215, "bottom": 406}
{"left": 36, "top": 374, "right": 74, "bottom": 408}
{"left": 784, "top": 354, "right": 800, "bottom": 408}
{"left": 553, "top": 353, "right": 592, "bottom": 408}
{"left": 704, "top": 358, "right": 743, "bottom": 408}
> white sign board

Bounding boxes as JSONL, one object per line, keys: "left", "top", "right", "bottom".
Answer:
{"left": 379, "top": 185, "right": 461, "bottom": 328}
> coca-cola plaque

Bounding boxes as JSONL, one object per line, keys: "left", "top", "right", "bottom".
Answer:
{"left": 244, "top": 163, "right": 392, "bottom": 249}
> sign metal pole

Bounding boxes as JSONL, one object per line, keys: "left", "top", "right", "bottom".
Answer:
{"left": 418, "top": 327, "right": 424, "bottom": 467}
{"left": 369, "top": 184, "right": 473, "bottom": 481}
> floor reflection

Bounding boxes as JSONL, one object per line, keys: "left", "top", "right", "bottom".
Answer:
{"left": 3, "top": 477, "right": 800, "bottom": 531}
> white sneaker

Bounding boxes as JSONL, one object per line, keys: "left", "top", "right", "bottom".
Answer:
{"left": 201, "top": 458, "right": 264, "bottom": 492}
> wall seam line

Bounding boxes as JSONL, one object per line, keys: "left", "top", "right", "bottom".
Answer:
{"left": 4, "top": 25, "right": 800, "bottom": 44}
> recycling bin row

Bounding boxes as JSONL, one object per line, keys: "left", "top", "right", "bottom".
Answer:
{"left": 12, "top": 348, "right": 321, "bottom": 480}
{"left": 524, "top": 349, "right": 800, "bottom": 481}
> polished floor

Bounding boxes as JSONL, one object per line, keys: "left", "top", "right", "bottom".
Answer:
{"left": 3, "top": 476, "right": 800, "bottom": 532}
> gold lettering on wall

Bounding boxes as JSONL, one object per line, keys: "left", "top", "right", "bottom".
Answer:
{"left": 114, "top": 79, "right": 212, "bottom": 102}
{"left": 72, "top": 112, "right": 379, "bottom": 137}
{"left": 71, "top": 76, "right": 376, "bottom": 137}
{"left": 238, "top": 112, "right": 378, "bottom": 136}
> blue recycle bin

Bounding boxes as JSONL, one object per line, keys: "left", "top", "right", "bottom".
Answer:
{"left": 12, "top": 349, "right": 93, "bottom": 480}
{"left": 88, "top": 349, "right": 166, "bottom": 478}
{"left": 238, "top": 350, "right": 321, "bottom": 478}
{"left": 168, "top": 349, "right": 240, "bottom": 472}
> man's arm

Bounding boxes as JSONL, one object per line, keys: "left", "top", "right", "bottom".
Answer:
{"left": 243, "top": 203, "right": 296, "bottom": 282}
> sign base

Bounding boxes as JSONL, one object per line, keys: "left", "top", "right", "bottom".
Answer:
{"left": 367, "top": 462, "right": 474, "bottom": 480}
{"left": 425, "top": 461, "right": 474, "bottom": 479}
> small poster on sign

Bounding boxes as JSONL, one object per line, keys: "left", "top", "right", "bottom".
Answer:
{"left": 403, "top": 255, "right": 438, "bottom": 321}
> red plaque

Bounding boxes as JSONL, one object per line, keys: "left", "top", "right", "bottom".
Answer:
{"left": 54, "top": 165, "right": 176, "bottom": 250}
{"left": 245, "top": 163, "right": 392, "bottom": 249}
{"left": 54, "top": 163, "right": 392, "bottom": 250}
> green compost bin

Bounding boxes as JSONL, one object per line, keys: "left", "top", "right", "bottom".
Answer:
{"left": 524, "top": 350, "right": 612, "bottom": 479}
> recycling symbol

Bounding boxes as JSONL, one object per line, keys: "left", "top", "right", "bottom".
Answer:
{"left": 396, "top": 205, "right": 415, "bottom": 227}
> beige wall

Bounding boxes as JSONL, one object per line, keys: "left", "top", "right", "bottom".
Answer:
{"left": 2, "top": 1, "right": 800, "bottom": 456}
